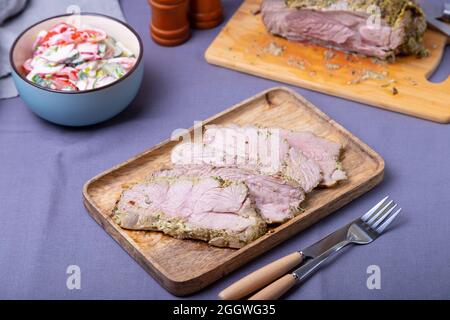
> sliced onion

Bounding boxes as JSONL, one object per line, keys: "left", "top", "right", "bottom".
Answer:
{"left": 107, "top": 57, "right": 136, "bottom": 70}
{"left": 23, "top": 59, "right": 33, "bottom": 72}
{"left": 94, "top": 76, "right": 116, "bottom": 88}
{"left": 42, "top": 44, "right": 76, "bottom": 63}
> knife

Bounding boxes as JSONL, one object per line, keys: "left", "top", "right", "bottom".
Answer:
{"left": 437, "top": 3, "right": 450, "bottom": 23}
{"left": 418, "top": 0, "right": 450, "bottom": 37}
{"left": 218, "top": 219, "right": 355, "bottom": 300}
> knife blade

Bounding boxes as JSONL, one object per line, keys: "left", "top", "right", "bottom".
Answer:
{"left": 287, "top": 220, "right": 359, "bottom": 285}
{"left": 438, "top": 3, "right": 450, "bottom": 23}
{"left": 300, "top": 219, "right": 354, "bottom": 260}
{"left": 418, "top": 0, "right": 450, "bottom": 37}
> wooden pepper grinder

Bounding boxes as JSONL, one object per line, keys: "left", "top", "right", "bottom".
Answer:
{"left": 189, "top": 0, "right": 223, "bottom": 29}
{"left": 148, "top": 0, "right": 190, "bottom": 46}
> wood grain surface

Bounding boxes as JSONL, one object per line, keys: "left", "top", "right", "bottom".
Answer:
{"left": 205, "top": 0, "right": 450, "bottom": 123}
{"left": 83, "top": 87, "right": 385, "bottom": 296}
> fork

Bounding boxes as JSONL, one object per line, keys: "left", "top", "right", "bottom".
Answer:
{"left": 247, "top": 196, "right": 402, "bottom": 300}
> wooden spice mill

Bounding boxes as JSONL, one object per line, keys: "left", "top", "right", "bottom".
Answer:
{"left": 148, "top": 0, "right": 224, "bottom": 46}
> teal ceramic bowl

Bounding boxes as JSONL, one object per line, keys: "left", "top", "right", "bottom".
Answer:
{"left": 10, "top": 13, "right": 144, "bottom": 126}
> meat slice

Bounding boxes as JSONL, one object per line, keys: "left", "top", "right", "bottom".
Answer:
{"left": 152, "top": 165, "right": 305, "bottom": 224}
{"left": 261, "top": 0, "right": 427, "bottom": 59}
{"left": 171, "top": 125, "right": 345, "bottom": 191}
{"left": 281, "top": 130, "right": 347, "bottom": 186}
{"left": 112, "top": 176, "right": 267, "bottom": 248}
{"left": 283, "top": 147, "right": 322, "bottom": 191}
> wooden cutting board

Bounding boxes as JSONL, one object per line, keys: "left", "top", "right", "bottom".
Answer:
{"left": 205, "top": 0, "right": 450, "bottom": 123}
{"left": 83, "top": 87, "right": 384, "bottom": 296}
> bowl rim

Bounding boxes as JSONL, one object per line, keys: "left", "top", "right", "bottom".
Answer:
{"left": 9, "top": 12, "right": 144, "bottom": 95}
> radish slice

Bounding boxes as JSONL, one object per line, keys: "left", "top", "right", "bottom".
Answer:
{"left": 52, "top": 77, "right": 78, "bottom": 91}
{"left": 56, "top": 67, "right": 79, "bottom": 81}
{"left": 78, "top": 28, "right": 107, "bottom": 42}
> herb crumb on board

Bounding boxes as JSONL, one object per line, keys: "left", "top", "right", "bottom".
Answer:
{"left": 287, "top": 56, "right": 306, "bottom": 70}
{"left": 371, "top": 57, "right": 387, "bottom": 66}
{"left": 324, "top": 49, "right": 335, "bottom": 60}
{"left": 264, "top": 42, "right": 285, "bottom": 56}
{"left": 345, "top": 52, "right": 356, "bottom": 62}
{"left": 250, "top": 5, "right": 261, "bottom": 15}
{"left": 392, "top": 87, "right": 399, "bottom": 95}
{"left": 404, "top": 76, "right": 418, "bottom": 86}
{"left": 325, "top": 63, "right": 341, "bottom": 71}
{"left": 347, "top": 69, "right": 389, "bottom": 85}
{"left": 381, "top": 79, "right": 397, "bottom": 87}
{"left": 362, "top": 70, "right": 388, "bottom": 80}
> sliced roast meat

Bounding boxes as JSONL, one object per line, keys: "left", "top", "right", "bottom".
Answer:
{"left": 113, "top": 176, "right": 267, "bottom": 248}
{"left": 203, "top": 124, "right": 290, "bottom": 176}
{"left": 282, "top": 147, "right": 323, "bottom": 191}
{"left": 113, "top": 125, "right": 347, "bottom": 245}
{"left": 152, "top": 165, "right": 305, "bottom": 224}
{"left": 171, "top": 125, "right": 345, "bottom": 191}
{"left": 261, "top": 0, "right": 427, "bottom": 59}
{"left": 281, "top": 130, "right": 347, "bottom": 186}
{"left": 205, "top": 125, "right": 346, "bottom": 187}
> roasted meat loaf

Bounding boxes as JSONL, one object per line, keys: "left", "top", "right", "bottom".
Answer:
{"left": 262, "top": 0, "right": 427, "bottom": 59}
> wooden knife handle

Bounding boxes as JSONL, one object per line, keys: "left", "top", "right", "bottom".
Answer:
{"left": 218, "top": 252, "right": 303, "bottom": 300}
{"left": 248, "top": 274, "right": 297, "bottom": 300}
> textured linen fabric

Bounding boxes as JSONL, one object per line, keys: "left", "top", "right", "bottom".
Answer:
{"left": 0, "top": 0, "right": 449, "bottom": 299}
{"left": 0, "top": 0, "right": 28, "bottom": 25}
{"left": 0, "top": 0, "right": 124, "bottom": 99}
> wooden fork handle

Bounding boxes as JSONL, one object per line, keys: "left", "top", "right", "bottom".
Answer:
{"left": 248, "top": 274, "right": 297, "bottom": 300}
{"left": 218, "top": 252, "right": 303, "bottom": 300}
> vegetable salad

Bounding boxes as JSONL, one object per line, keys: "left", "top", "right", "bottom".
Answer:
{"left": 23, "top": 23, "right": 137, "bottom": 91}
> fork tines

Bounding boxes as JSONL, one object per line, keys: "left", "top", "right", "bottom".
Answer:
{"left": 361, "top": 196, "right": 402, "bottom": 233}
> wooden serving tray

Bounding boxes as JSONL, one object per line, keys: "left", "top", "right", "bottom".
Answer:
{"left": 205, "top": 0, "right": 450, "bottom": 123}
{"left": 83, "top": 87, "right": 384, "bottom": 296}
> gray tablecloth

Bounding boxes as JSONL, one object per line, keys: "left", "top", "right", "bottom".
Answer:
{"left": 0, "top": 0, "right": 449, "bottom": 299}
